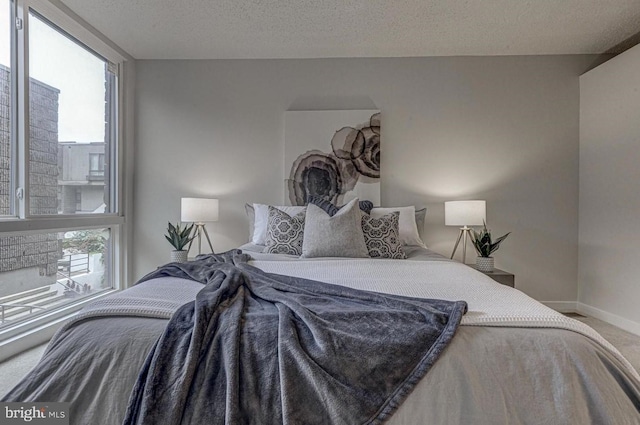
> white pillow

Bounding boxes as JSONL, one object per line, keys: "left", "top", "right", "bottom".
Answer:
{"left": 252, "top": 203, "right": 305, "bottom": 245}
{"left": 370, "top": 206, "right": 425, "bottom": 247}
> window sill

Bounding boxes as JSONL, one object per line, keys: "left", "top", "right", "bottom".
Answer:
{"left": 0, "top": 215, "right": 124, "bottom": 234}
{"left": 0, "top": 288, "right": 119, "bottom": 363}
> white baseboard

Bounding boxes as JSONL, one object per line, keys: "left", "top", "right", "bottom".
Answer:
{"left": 541, "top": 301, "right": 577, "bottom": 313}
{"left": 541, "top": 301, "right": 640, "bottom": 337}
{"left": 577, "top": 303, "right": 640, "bottom": 337}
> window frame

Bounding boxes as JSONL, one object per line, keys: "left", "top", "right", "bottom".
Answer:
{"left": 23, "top": 6, "right": 120, "bottom": 219}
{"left": 0, "top": 0, "right": 131, "bottom": 351}
{"left": 8, "top": 0, "right": 18, "bottom": 218}
{"left": 0, "top": 0, "right": 127, "bottom": 224}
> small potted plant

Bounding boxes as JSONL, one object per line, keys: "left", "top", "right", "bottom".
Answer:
{"left": 165, "top": 222, "right": 195, "bottom": 263}
{"left": 471, "top": 222, "right": 510, "bottom": 272}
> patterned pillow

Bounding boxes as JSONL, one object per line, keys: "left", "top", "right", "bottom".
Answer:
{"left": 306, "top": 195, "right": 374, "bottom": 216}
{"left": 263, "top": 206, "right": 306, "bottom": 256}
{"left": 252, "top": 204, "right": 305, "bottom": 245}
{"left": 361, "top": 212, "right": 406, "bottom": 259}
{"left": 370, "top": 206, "right": 424, "bottom": 247}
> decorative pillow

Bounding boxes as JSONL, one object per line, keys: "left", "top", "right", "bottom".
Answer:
{"left": 361, "top": 212, "right": 406, "bottom": 259}
{"left": 415, "top": 208, "right": 427, "bottom": 246}
{"left": 302, "top": 199, "right": 369, "bottom": 258}
{"left": 263, "top": 207, "right": 306, "bottom": 256}
{"left": 370, "top": 206, "right": 425, "bottom": 247}
{"left": 245, "top": 203, "right": 255, "bottom": 242}
{"left": 306, "top": 195, "right": 374, "bottom": 216}
{"left": 252, "top": 203, "right": 305, "bottom": 245}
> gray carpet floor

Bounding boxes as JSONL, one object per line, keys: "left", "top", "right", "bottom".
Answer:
{"left": 570, "top": 314, "right": 640, "bottom": 373}
{"left": 1, "top": 315, "right": 639, "bottom": 399}
{"left": 0, "top": 343, "right": 47, "bottom": 398}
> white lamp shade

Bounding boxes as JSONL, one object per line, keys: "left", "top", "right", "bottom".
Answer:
{"left": 445, "top": 200, "right": 486, "bottom": 226}
{"left": 181, "top": 198, "right": 219, "bottom": 223}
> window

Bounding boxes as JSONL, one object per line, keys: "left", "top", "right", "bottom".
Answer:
{"left": 0, "top": 0, "right": 126, "bottom": 339}
{"left": 29, "top": 11, "right": 116, "bottom": 216}
{"left": 0, "top": 228, "right": 112, "bottom": 329}
{"left": 74, "top": 188, "right": 81, "bottom": 210}
{"left": 0, "top": 0, "right": 15, "bottom": 217}
{"left": 89, "top": 153, "right": 105, "bottom": 177}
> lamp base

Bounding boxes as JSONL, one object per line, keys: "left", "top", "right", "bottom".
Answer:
{"left": 187, "top": 223, "right": 215, "bottom": 256}
{"left": 450, "top": 226, "right": 474, "bottom": 264}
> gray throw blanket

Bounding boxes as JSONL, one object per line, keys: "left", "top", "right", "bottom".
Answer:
{"left": 123, "top": 250, "right": 467, "bottom": 425}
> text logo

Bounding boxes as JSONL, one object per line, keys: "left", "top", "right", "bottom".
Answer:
{"left": 0, "top": 403, "right": 69, "bottom": 425}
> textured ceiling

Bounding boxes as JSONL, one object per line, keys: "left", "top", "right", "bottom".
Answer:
{"left": 59, "top": 0, "right": 640, "bottom": 59}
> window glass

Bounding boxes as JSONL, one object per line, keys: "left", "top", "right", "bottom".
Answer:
{"left": 0, "top": 0, "right": 14, "bottom": 216}
{"left": 0, "top": 228, "right": 112, "bottom": 328}
{"left": 28, "top": 11, "right": 115, "bottom": 215}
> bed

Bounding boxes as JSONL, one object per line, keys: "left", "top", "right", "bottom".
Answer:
{"left": 3, "top": 242, "right": 640, "bottom": 424}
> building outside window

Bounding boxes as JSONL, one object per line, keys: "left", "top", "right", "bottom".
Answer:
{"left": 0, "top": 0, "right": 126, "bottom": 342}
{"left": 59, "top": 144, "right": 107, "bottom": 213}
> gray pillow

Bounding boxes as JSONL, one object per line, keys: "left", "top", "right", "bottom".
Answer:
{"left": 361, "top": 212, "right": 406, "bottom": 259}
{"left": 245, "top": 203, "right": 255, "bottom": 242}
{"left": 415, "top": 207, "right": 426, "bottom": 244}
{"left": 302, "top": 199, "right": 369, "bottom": 258}
{"left": 306, "top": 195, "right": 374, "bottom": 216}
{"left": 263, "top": 207, "right": 306, "bottom": 256}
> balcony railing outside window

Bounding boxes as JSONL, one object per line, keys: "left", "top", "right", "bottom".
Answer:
{"left": 0, "top": 229, "right": 112, "bottom": 328}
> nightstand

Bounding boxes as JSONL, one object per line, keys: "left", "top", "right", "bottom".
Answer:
{"left": 469, "top": 265, "right": 515, "bottom": 287}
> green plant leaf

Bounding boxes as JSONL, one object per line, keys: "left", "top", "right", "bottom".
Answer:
{"left": 164, "top": 221, "right": 199, "bottom": 250}
{"left": 469, "top": 225, "right": 510, "bottom": 257}
{"left": 493, "top": 232, "right": 511, "bottom": 245}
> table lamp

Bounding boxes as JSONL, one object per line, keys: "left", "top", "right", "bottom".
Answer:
{"left": 181, "top": 197, "right": 219, "bottom": 255}
{"left": 445, "top": 200, "right": 486, "bottom": 264}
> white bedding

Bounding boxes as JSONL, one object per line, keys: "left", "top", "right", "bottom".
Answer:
{"left": 245, "top": 248, "right": 639, "bottom": 381}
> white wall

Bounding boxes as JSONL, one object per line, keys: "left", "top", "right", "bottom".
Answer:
{"left": 134, "top": 55, "right": 597, "bottom": 304}
{"left": 579, "top": 45, "right": 640, "bottom": 332}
